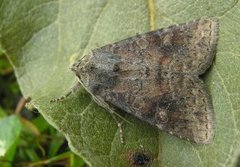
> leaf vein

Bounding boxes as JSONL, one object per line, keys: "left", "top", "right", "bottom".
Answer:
{"left": 215, "top": 68, "right": 238, "bottom": 131}
{"left": 219, "top": 0, "right": 239, "bottom": 18}
{"left": 148, "top": 0, "right": 156, "bottom": 30}
{"left": 80, "top": 0, "right": 110, "bottom": 57}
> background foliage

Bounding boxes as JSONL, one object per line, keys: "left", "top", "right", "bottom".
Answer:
{"left": 0, "top": 35, "right": 85, "bottom": 167}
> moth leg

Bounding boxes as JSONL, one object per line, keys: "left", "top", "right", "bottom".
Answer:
{"left": 50, "top": 82, "right": 81, "bottom": 102}
{"left": 92, "top": 96, "right": 125, "bottom": 143}
{"left": 111, "top": 113, "right": 124, "bottom": 144}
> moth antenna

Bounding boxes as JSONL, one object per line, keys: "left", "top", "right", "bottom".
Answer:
{"left": 50, "top": 82, "right": 81, "bottom": 103}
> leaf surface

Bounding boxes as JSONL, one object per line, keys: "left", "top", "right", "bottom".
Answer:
{"left": 0, "top": 115, "right": 21, "bottom": 167}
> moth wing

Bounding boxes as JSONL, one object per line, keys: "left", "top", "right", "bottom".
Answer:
{"left": 99, "top": 72, "right": 214, "bottom": 144}
{"left": 154, "top": 74, "right": 214, "bottom": 144}
{"left": 100, "top": 18, "right": 218, "bottom": 75}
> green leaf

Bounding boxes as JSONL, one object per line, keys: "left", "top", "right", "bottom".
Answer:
{"left": 0, "top": 44, "right": 4, "bottom": 55}
{"left": 32, "top": 115, "right": 52, "bottom": 133}
{"left": 70, "top": 153, "right": 86, "bottom": 167}
{"left": 1, "top": 0, "right": 240, "bottom": 166}
{"left": 0, "top": 107, "right": 6, "bottom": 119}
{"left": 48, "top": 132, "right": 65, "bottom": 157}
{"left": 0, "top": 115, "right": 21, "bottom": 166}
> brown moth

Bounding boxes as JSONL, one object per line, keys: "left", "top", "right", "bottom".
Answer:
{"left": 71, "top": 18, "right": 219, "bottom": 144}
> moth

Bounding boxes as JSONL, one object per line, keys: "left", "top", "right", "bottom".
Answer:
{"left": 62, "top": 18, "right": 219, "bottom": 144}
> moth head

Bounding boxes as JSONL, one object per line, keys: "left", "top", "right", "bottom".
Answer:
{"left": 71, "top": 53, "right": 92, "bottom": 88}
{"left": 71, "top": 50, "right": 121, "bottom": 94}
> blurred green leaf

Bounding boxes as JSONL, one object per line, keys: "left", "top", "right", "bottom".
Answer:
{"left": 21, "top": 118, "right": 40, "bottom": 136}
{"left": 32, "top": 115, "right": 51, "bottom": 133}
{"left": 0, "top": 47, "right": 3, "bottom": 56}
{"left": 48, "top": 132, "right": 65, "bottom": 157}
{"left": 70, "top": 153, "right": 86, "bottom": 167}
{"left": 0, "top": 56, "right": 11, "bottom": 71}
{"left": 0, "top": 54, "right": 20, "bottom": 111}
{"left": 0, "top": 107, "right": 6, "bottom": 119}
{"left": 0, "top": 0, "right": 240, "bottom": 167}
{"left": 0, "top": 115, "right": 21, "bottom": 166}
{"left": 22, "top": 151, "right": 72, "bottom": 166}
{"left": 25, "top": 148, "right": 40, "bottom": 162}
